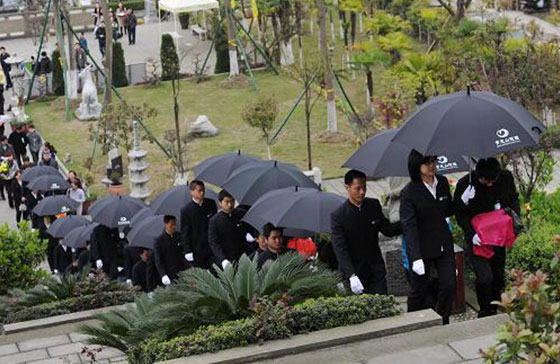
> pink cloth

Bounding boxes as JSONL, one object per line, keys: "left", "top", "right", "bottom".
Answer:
{"left": 471, "top": 209, "right": 517, "bottom": 258}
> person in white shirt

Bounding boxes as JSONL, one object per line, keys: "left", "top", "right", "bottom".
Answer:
{"left": 67, "top": 180, "right": 86, "bottom": 215}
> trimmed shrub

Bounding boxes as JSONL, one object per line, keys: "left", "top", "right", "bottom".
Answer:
{"left": 134, "top": 294, "right": 399, "bottom": 363}
{"left": 51, "top": 49, "right": 64, "bottom": 96}
{"left": 112, "top": 42, "right": 128, "bottom": 87}
{"left": 160, "top": 34, "right": 179, "bottom": 81}
{"left": 213, "top": 21, "right": 229, "bottom": 74}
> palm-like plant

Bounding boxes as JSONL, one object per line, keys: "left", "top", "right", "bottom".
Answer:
{"left": 80, "top": 253, "right": 341, "bottom": 353}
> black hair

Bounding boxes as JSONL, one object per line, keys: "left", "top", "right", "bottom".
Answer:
{"left": 41, "top": 51, "right": 47, "bottom": 57}
{"left": 218, "top": 189, "right": 233, "bottom": 202}
{"left": 263, "top": 223, "right": 283, "bottom": 238}
{"left": 0, "top": 135, "right": 6, "bottom": 141}
{"left": 189, "top": 180, "right": 205, "bottom": 191}
{"left": 408, "top": 149, "right": 424, "bottom": 183}
{"left": 344, "top": 169, "right": 366, "bottom": 186}
{"left": 163, "top": 215, "right": 176, "bottom": 224}
{"left": 476, "top": 158, "right": 501, "bottom": 180}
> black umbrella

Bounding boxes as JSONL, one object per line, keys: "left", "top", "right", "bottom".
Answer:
{"left": 343, "top": 129, "right": 471, "bottom": 178}
{"left": 90, "top": 195, "right": 146, "bottom": 228}
{"left": 65, "top": 222, "right": 99, "bottom": 249}
{"left": 47, "top": 215, "right": 90, "bottom": 238}
{"left": 243, "top": 187, "right": 346, "bottom": 234}
{"left": 32, "top": 195, "right": 79, "bottom": 217}
{"left": 194, "top": 150, "right": 261, "bottom": 186}
{"left": 22, "top": 165, "right": 61, "bottom": 183}
{"left": 392, "top": 90, "right": 545, "bottom": 157}
{"left": 244, "top": 213, "right": 315, "bottom": 238}
{"left": 149, "top": 185, "right": 218, "bottom": 224}
{"left": 131, "top": 207, "right": 154, "bottom": 227}
{"left": 127, "top": 215, "right": 165, "bottom": 249}
{"left": 27, "top": 175, "right": 70, "bottom": 192}
{"left": 222, "top": 161, "right": 318, "bottom": 205}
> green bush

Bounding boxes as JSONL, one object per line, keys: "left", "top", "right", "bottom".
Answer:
{"left": 0, "top": 222, "right": 47, "bottom": 296}
{"left": 112, "top": 42, "right": 128, "bottom": 87}
{"left": 3, "top": 291, "right": 138, "bottom": 324}
{"left": 134, "top": 294, "right": 399, "bottom": 363}
{"left": 109, "top": 0, "right": 144, "bottom": 11}
{"left": 51, "top": 49, "right": 64, "bottom": 96}
{"left": 213, "top": 21, "right": 229, "bottom": 74}
{"left": 160, "top": 34, "right": 179, "bottom": 81}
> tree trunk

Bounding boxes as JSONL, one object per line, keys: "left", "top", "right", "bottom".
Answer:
{"left": 225, "top": 0, "right": 239, "bottom": 77}
{"left": 53, "top": 0, "right": 70, "bottom": 119}
{"left": 305, "top": 89, "right": 312, "bottom": 170}
{"left": 100, "top": 0, "right": 113, "bottom": 104}
{"left": 316, "top": 0, "right": 337, "bottom": 132}
{"left": 350, "top": 12, "right": 356, "bottom": 45}
{"left": 366, "top": 67, "right": 374, "bottom": 112}
{"left": 172, "top": 79, "right": 184, "bottom": 175}
{"left": 296, "top": 1, "right": 304, "bottom": 67}
{"left": 329, "top": 9, "right": 335, "bottom": 42}
{"left": 279, "top": 0, "right": 294, "bottom": 66}
{"left": 62, "top": 1, "right": 78, "bottom": 100}
{"left": 270, "top": 14, "right": 281, "bottom": 64}
{"left": 457, "top": 0, "right": 465, "bottom": 19}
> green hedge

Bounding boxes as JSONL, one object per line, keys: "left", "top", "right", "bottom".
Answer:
{"left": 134, "top": 295, "right": 399, "bottom": 363}
{"left": 109, "top": 0, "right": 144, "bottom": 11}
{"left": 3, "top": 291, "right": 139, "bottom": 324}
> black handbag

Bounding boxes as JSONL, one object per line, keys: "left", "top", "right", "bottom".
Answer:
{"left": 505, "top": 207, "right": 524, "bottom": 236}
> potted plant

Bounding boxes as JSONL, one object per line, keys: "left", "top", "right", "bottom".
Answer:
{"left": 108, "top": 170, "right": 126, "bottom": 196}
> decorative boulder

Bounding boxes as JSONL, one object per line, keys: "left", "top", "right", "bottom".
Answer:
{"left": 189, "top": 115, "right": 219, "bottom": 138}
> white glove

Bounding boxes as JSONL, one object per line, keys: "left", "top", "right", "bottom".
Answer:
{"left": 53, "top": 269, "right": 59, "bottom": 275}
{"left": 349, "top": 274, "right": 364, "bottom": 294}
{"left": 245, "top": 233, "right": 255, "bottom": 243}
{"left": 461, "top": 185, "right": 476, "bottom": 205}
{"left": 221, "top": 259, "right": 231, "bottom": 269}
{"left": 185, "top": 253, "right": 194, "bottom": 262}
{"left": 161, "top": 275, "right": 171, "bottom": 286}
{"left": 96, "top": 259, "right": 103, "bottom": 269}
{"left": 119, "top": 232, "right": 125, "bottom": 239}
{"left": 472, "top": 234, "right": 482, "bottom": 246}
{"left": 412, "top": 259, "right": 425, "bottom": 276}
{"left": 126, "top": 279, "right": 132, "bottom": 286}
{"left": 494, "top": 202, "right": 501, "bottom": 210}
{"left": 117, "top": 266, "right": 124, "bottom": 272}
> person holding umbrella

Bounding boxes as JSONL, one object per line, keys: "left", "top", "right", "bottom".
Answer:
{"left": 400, "top": 151, "right": 456, "bottom": 325}
{"left": 154, "top": 215, "right": 187, "bottom": 286}
{"left": 330, "top": 170, "right": 402, "bottom": 295}
{"left": 132, "top": 248, "right": 151, "bottom": 292}
{"left": 12, "top": 170, "right": 27, "bottom": 223}
{"left": 180, "top": 180, "right": 217, "bottom": 269}
{"left": 209, "top": 190, "right": 249, "bottom": 269}
{"left": 454, "top": 158, "right": 520, "bottom": 318}
{"left": 26, "top": 189, "right": 44, "bottom": 228}
{"left": 54, "top": 238, "right": 72, "bottom": 274}
{"left": 90, "top": 225, "right": 120, "bottom": 278}
{"left": 38, "top": 215, "right": 57, "bottom": 272}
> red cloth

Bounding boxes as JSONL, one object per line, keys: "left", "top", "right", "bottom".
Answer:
{"left": 471, "top": 209, "right": 517, "bottom": 258}
{"left": 287, "top": 238, "right": 317, "bottom": 257}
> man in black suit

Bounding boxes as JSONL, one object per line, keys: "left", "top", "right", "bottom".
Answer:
{"left": 209, "top": 190, "right": 248, "bottom": 269}
{"left": 154, "top": 215, "right": 187, "bottom": 286}
{"left": 454, "top": 158, "right": 520, "bottom": 318}
{"left": 132, "top": 248, "right": 150, "bottom": 292}
{"left": 26, "top": 189, "right": 43, "bottom": 229}
{"left": 90, "top": 225, "right": 119, "bottom": 278}
{"left": 400, "top": 151, "right": 456, "bottom": 324}
{"left": 38, "top": 215, "right": 57, "bottom": 273}
{"left": 146, "top": 253, "right": 160, "bottom": 292}
{"left": 257, "top": 223, "right": 293, "bottom": 268}
{"left": 180, "top": 180, "right": 217, "bottom": 269}
{"left": 77, "top": 241, "right": 91, "bottom": 271}
{"left": 8, "top": 125, "right": 29, "bottom": 168}
{"left": 330, "top": 170, "right": 402, "bottom": 295}
{"left": 54, "top": 238, "right": 72, "bottom": 274}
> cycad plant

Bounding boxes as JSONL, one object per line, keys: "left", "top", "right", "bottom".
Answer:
{"left": 80, "top": 253, "right": 341, "bottom": 354}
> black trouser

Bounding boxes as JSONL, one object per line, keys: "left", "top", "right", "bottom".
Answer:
{"left": 128, "top": 27, "right": 136, "bottom": 44}
{"left": 470, "top": 246, "right": 506, "bottom": 317}
{"left": 99, "top": 39, "right": 106, "bottom": 57}
{"left": 47, "top": 238, "right": 58, "bottom": 273}
{"left": 30, "top": 151, "right": 39, "bottom": 165}
{"left": 15, "top": 203, "right": 24, "bottom": 223}
{"left": 0, "top": 86, "right": 4, "bottom": 115}
{"left": 408, "top": 252, "right": 456, "bottom": 324}
{"left": 14, "top": 151, "right": 24, "bottom": 168}
{"left": 1, "top": 179, "right": 14, "bottom": 207}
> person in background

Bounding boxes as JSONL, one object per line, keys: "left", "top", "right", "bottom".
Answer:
{"left": 95, "top": 22, "right": 107, "bottom": 57}
{"left": 54, "top": 238, "right": 72, "bottom": 274}
{"left": 74, "top": 42, "right": 87, "bottom": 71}
{"left": 39, "top": 150, "right": 58, "bottom": 169}
{"left": 12, "top": 170, "right": 27, "bottom": 223}
{"left": 26, "top": 189, "right": 43, "bottom": 228}
{"left": 67, "top": 180, "right": 86, "bottom": 215}
{"left": 79, "top": 32, "right": 88, "bottom": 51}
{"left": 92, "top": 3, "right": 102, "bottom": 27}
{"left": 91, "top": 225, "right": 119, "bottom": 278}
{"left": 0, "top": 153, "right": 18, "bottom": 208}
{"left": 330, "top": 169, "right": 402, "bottom": 295}
{"left": 35, "top": 51, "right": 52, "bottom": 75}
{"left": 26, "top": 124, "right": 43, "bottom": 165}
{"left": 38, "top": 216, "right": 57, "bottom": 272}
{"left": 154, "top": 215, "right": 187, "bottom": 286}
{"left": 249, "top": 232, "right": 268, "bottom": 260}
{"left": 454, "top": 157, "right": 520, "bottom": 318}
{"left": 180, "top": 180, "right": 217, "bottom": 269}
{"left": 0, "top": 47, "right": 12, "bottom": 89}
{"left": 8, "top": 125, "right": 29, "bottom": 168}
{"left": 111, "top": 14, "right": 120, "bottom": 41}
{"left": 125, "top": 9, "right": 137, "bottom": 45}
{"left": 209, "top": 190, "right": 248, "bottom": 269}
{"left": 132, "top": 248, "right": 150, "bottom": 292}
{"left": 400, "top": 151, "right": 456, "bottom": 325}
{"left": 257, "top": 223, "right": 293, "bottom": 268}
{"left": 0, "top": 67, "right": 5, "bottom": 116}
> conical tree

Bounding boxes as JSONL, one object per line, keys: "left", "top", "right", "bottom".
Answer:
{"left": 214, "top": 21, "right": 230, "bottom": 74}
{"left": 112, "top": 41, "right": 128, "bottom": 87}
{"left": 160, "top": 34, "right": 180, "bottom": 81}
{"left": 51, "top": 49, "right": 64, "bottom": 96}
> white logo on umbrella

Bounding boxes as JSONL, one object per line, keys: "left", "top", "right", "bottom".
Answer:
{"left": 437, "top": 156, "right": 448, "bottom": 164}
{"left": 496, "top": 129, "right": 510, "bottom": 138}
{"left": 51, "top": 183, "right": 60, "bottom": 189}
{"left": 436, "top": 155, "right": 458, "bottom": 171}
{"left": 118, "top": 216, "right": 130, "bottom": 226}
{"left": 495, "top": 128, "right": 520, "bottom": 148}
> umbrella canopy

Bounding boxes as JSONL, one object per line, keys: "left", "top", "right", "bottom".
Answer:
{"left": 150, "top": 185, "right": 218, "bottom": 223}
{"left": 244, "top": 213, "right": 316, "bottom": 238}
{"left": 65, "top": 223, "right": 99, "bottom": 249}
{"left": 222, "top": 161, "right": 318, "bottom": 205}
{"left": 127, "top": 215, "right": 165, "bottom": 250}
{"left": 47, "top": 215, "right": 90, "bottom": 238}
{"left": 131, "top": 207, "right": 155, "bottom": 227}
{"left": 32, "top": 195, "right": 79, "bottom": 217}
{"left": 22, "top": 165, "right": 61, "bottom": 183}
{"left": 27, "top": 175, "right": 70, "bottom": 192}
{"left": 90, "top": 195, "right": 146, "bottom": 228}
{"left": 243, "top": 187, "right": 346, "bottom": 234}
{"left": 343, "top": 129, "right": 471, "bottom": 178}
{"left": 392, "top": 90, "right": 545, "bottom": 157}
{"left": 193, "top": 151, "right": 261, "bottom": 186}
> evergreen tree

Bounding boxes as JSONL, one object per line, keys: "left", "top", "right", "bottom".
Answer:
{"left": 214, "top": 21, "right": 230, "bottom": 74}
{"left": 112, "top": 41, "right": 128, "bottom": 87}
{"left": 160, "top": 34, "right": 179, "bottom": 81}
{"left": 51, "top": 49, "right": 64, "bottom": 96}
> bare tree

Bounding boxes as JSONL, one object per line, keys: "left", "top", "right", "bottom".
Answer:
{"left": 316, "top": 0, "right": 337, "bottom": 132}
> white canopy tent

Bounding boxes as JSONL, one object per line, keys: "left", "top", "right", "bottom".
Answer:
{"left": 158, "top": 0, "right": 219, "bottom": 47}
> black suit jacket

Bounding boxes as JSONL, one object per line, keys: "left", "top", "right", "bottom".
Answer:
{"left": 54, "top": 245, "right": 73, "bottom": 273}
{"left": 330, "top": 198, "right": 402, "bottom": 284}
{"left": 77, "top": 249, "right": 91, "bottom": 271}
{"left": 208, "top": 208, "right": 248, "bottom": 263}
{"left": 12, "top": 180, "right": 27, "bottom": 206}
{"left": 132, "top": 260, "right": 148, "bottom": 292}
{"left": 180, "top": 198, "right": 217, "bottom": 262}
{"left": 400, "top": 175, "right": 454, "bottom": 264}
{"left": 153, "top": 231, "right": 187, "bottom": 280}
{"left": 146, "top": 253, "right": 161, "bottom": 292}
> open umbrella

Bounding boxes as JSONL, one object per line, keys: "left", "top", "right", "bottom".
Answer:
{"left": 27, "top": 175, "right": 70, "bottom": 192}
{"left": 127, "top": 215, "right": 165, "bottom": 249}
{"left": 47, "top": 215, "right": 90, "bottom": 238}
{"left": 343, "top": 128, "right": 471, "bottom": 178}
{"left": 65, "top": 223, "right": 99, "bottom": 249}
{"left": 242, "top": 187, "right": 346, "bottom": 234}
{"left": 222, "top": 161, "right": 318, "bottom": 205}
{"left": 131, "top": 207, "right": 154, "bottom": 227}
{"left": 22, "top": 165, "right": 61, "bottom": 183}
{"left": 392, "top": 89, "right": 545, "bottom": 157}
{"left": 90, "top": 195, "right": 146, "bottom": 228}
{"left": 194, "top": 150, "right": 261, "bottom": 186}
{"left": 32, "top": 195, "right": 79, "bottom": 217}
{"left": 150, "top": 185, "right": 218, "bottom": 224}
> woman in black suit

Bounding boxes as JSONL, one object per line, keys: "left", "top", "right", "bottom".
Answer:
{"left": 400, "top": 150, "right": 456, "bottom": 324}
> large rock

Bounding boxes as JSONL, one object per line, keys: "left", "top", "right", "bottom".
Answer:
{"left": 189, "top": 115, "right": 219, "bottom": 138}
